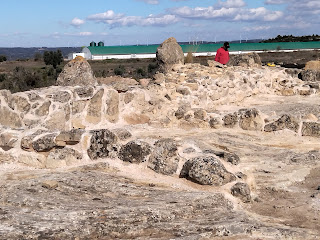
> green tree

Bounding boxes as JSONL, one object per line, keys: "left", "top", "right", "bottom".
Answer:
{"left": 43, "top": 50, "right": 63, "bottom": 68}
{"left": 0, "top": 55, "right": 7, "bottom": 62}
{"left": 34, "top": 52, "right": 43, "bottom": 61}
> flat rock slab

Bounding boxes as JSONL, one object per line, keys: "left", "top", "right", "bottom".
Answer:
{"left": 0, "top": 168, "right": 312, "bottom": 240}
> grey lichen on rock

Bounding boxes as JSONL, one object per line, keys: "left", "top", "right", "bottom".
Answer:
{"left": 231, "top": 182, "right": 251, "bottom": 203}
{"left": 148, "top": 138, "right": 180, "bottom": 175}
{"left": 119, "top": 140, "right": 151, "bottom": 163}
{"left": 56, "top": 56, "right": 97, "bottom": 86}
{"left": 238, "top": 108, "right": 264, "bottom": 131}
{"left": 301, "top": 122, "right": 320, "bottom": 137}
{"left": 264, "top": 114, "right": 299, "bottom": 132}
{"left": 180, "top": 156, "right": 236, "bottom": 186}
{"left": 32, "top": 133, "right": 57, "bottom": 152}
{"left": 87, "top": 129, "right": 118, "bottom": 160}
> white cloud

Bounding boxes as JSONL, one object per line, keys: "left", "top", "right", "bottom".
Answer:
{"left": 244, "top": 26, "right": 271, "bottom": 31}
{"left": 170, "top": 5, "right": 282, "bottom": 22}
{"left": 70, "top": 17, "right": 85, "bottom": 27}
{"left": 65, "top": 32, "right": 93, "bottom": 36}
{"left": 88, "top": 10, "right": 178, "bottom": 27}
{"left": 234, "top": 7, "right": 283, "bottom": 21}
{"left": 215, "top": 0, "right": 246, "bottom": 8}
{"left": 136, "top": 0, "right": 159, "bottom": 4}
{"left": 87, "top": 10, "right": 124, "bottom": 21}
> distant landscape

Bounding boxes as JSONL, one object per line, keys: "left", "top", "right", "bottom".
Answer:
{"left": 0, "top": 47, "right": 81, "bottom": 61}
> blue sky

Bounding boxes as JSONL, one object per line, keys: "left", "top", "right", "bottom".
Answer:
{"left": 0, "top": 0, "right": 319, "bottom": 47}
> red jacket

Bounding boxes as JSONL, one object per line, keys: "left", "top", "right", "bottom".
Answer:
{"left": 215, "top": 47, "right": 230, "bottom": 64}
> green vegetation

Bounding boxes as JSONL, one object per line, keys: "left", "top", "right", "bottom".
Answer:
{"left": 114, "top": 65, "right": 125, "bottom": 76}
{"left": 0, "top": 55, "right": 7, "bottom": 62}
{"left": 263, "top": 34, "right": 320, "bottom": 43}
{"left": 43, "top": 50, "right": 63, "bottom": 69}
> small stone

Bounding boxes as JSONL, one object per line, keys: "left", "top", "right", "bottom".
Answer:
{"left": 231, "top": 182, "right": 251, "bottom": 203}
{"left": 41, "top": 180, "right": 59, "bottom": 189}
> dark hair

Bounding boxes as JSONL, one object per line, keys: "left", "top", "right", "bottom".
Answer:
{"left": 224, "top": 42, "right": 230, "bottom": 48}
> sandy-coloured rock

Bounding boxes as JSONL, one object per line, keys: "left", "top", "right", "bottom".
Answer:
{"left": 32, "top": 133, "right": 57, "bottom": 152}
{"left": 56, "top": 56, "right": 97, "bottom": 86}
{"left": 156, "top": 37, "right": 184, "bottom": 73}
{"left": 45, "top": 148, "right": 82, "bottom": 168}
{"left": 264, "top": 114, "right": 299, "bottom": 132}
{"left": 238, "top": 108, "right": 264, "bottom": 131}
{"left": 105, "top": 89, "right": 119, "bottom": 123}
{"left": 86, "top": 89, "right": 104, "bottom": 124}
{"left": 0, "top": 107, "right": 23, "bottom": 128}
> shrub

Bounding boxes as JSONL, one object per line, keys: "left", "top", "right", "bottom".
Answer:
{"left": 148, "top": 63, "right": 158, "bottom": 73}
{"left": 185, "top": 52, "right": 193, "bottom": 63}
{"left": 0, "top": 55, "right": 7, "bottom": 62}
{"left": 0, "top": 73, "right": 6, "bottom": 82}
{"left": 114, "top": 65, "right": 125, "bottom": 76}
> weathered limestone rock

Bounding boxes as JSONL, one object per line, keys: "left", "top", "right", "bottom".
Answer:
{"left": 223, "top": 112, "right": 239, "bottom": 128}
{"left": 264, "top": 114, "right": 299, "bottom": 133}
{"left": 44, "top": 110, "right": 67, "bottom": 131}
{"left": 56, "top": 56, "right": 97, "bottom": 86}
{"left": 87, "top": 129, "right": 118, "bottom": 160}
{"left": 156, "top": 37, "right": 184, "bottom": 73}
{"left": 35, "top": 101, "right": 51, "bottom": 117}
{"left": 105, "top": 89, "right": 119, "bottom": 123}
{"left": 0, "top": 131, "right": 19, "bottom": 151}
{"left": 86, "top": 89, "right": 104, "bottom": 124}
{"left": 21, "top": 130, "right": 46, "bottom": 151}
{"left": 119, "top": 140, "right": 151, "bottom": 163}
{"left": 148, "top": 138, "right": 180, "bottom": 175}
{"left": 51, "top": 91, "right": 71, "bottom": 103}
{"left": 74, "top": 86, "right": 94, "bottom": 99}
{"left": 0, "top": 107, "right": 23, "bottom": 128}
{"left": 203, "top": 149, "right": 240, "bottom": 165}
{"left": 299, "top": 69, "right": 320, "bottom": 82}
{"left": 180, "top": 156, "right": 236, "bottom": 186}
{"left": 27, "top": 91, "right": 41, "bottom": 102}
{"left": 123, "top": 113, "right": 150, "bottom": 125}
{"left": 71, "top": 100, "right": 87, "bottom": 115}
{"left": 18, "top": 153, "right": 46, "bottom": 168}
{"left": 176, "top": 86, "right": 191, "bottom": 95}
{"left": 231, "top": 182, "right": 251, "bottom": 203}
{"left": 301, "top": 122, "right": 320, "bottom": 137}
{"left": 45, "top": 148, "right": 82, "bottom": 169}
{"left": 124, "top": 92, "right": 134, "bottom": 104}
{"left": 8, "top": 95, "right": 31, "bottom": 113}
{"left": 175, "top": 104, "right": 191, "bottom": 120}
{"left": 193, "top": 108, "right": 207, "bottom": 121}
{"left": 238, "top": 108, "right": 264, "bottom": 131}
{"left": 32, "top": 133, "right": 57, "bottom": 152}
{"left": 0, "top": 152, "right": 15, "bottom": 163}
{"left": 209, "top": 116, "right": 223, "bottom": 129}
{"left": 112, "top": 128, "right": 132, "bottom": 141}
{"left": 153, "top": 72, "right": 165, "bottom": 85}
{"left": 228, "top": 52, "right": 262, "bottom": 67}
{"left": 55, "top": 129, "right": 85, "bottom": 146}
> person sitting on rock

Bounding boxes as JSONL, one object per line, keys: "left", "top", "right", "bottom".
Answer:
{"left": 215, "top": 42, "right": 230, "bottom": 65}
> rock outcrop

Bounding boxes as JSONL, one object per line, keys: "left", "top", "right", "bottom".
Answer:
{"left": 156, "top": 37, "right": 184, "bottom": 73}
{"left": 180, "top": 156, "right": 236, "bottom": 186}
{"left": 227, "top": 52, "right": 262, "bottom": 67}
{"left": 56, "top": 56, "right": 96, "bottom": 86}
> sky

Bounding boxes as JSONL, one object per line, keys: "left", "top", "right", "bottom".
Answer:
{"left": 0, "top": 0, "right": 319, "bottom": 47}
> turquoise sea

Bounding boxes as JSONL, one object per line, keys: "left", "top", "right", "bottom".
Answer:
{"left": 88, "top": 41, "right": 320, "bottom": 55}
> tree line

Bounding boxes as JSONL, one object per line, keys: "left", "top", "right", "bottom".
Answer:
{"left": 262, "top": 34, "right": 320, "bottom": 43}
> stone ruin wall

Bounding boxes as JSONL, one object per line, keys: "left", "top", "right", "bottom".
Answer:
{"left": 1, "top": 51, "right": 320, "bottom": 201}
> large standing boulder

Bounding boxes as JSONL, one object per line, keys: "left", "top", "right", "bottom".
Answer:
{"left": 227, "top": 52, "right": 262, "bottom": 67}
{"left": 148, "top": 138, "right": 180, "bottom": 175}
{"left": 180, "top": 156, "right": 236, "bottom": 186}
{"left": 156, "top": 37, "right": 184, "bottom": 73}
{"left": 56, "top": 56, "right": 97, "bottom": 86}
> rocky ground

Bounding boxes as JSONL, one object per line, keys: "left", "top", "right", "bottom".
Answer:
{"left": 0, "top": 46, "right": 320, "bottom": 239}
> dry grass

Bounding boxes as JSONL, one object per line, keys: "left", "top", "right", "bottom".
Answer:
{"left": 185, "top": 51, "right": 193, "bottom": 63}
